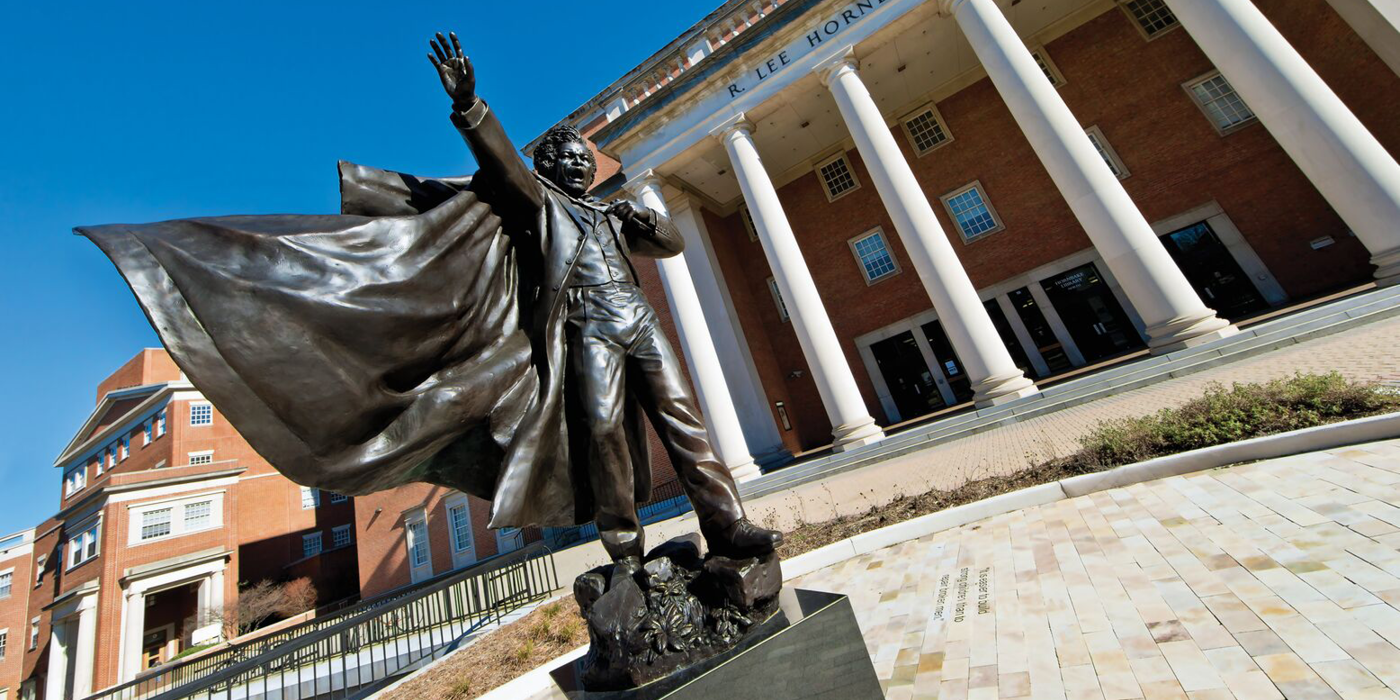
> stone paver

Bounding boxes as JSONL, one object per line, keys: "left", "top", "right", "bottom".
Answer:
{"left": 792, "top": 439, "right": 1400, "bottom": 699}
{"left": 746, "top": 314, "right": 1400, "bottom": 530}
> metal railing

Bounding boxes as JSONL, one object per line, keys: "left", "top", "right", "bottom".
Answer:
{"left": 544, "top": 479, "right": 692, "bottom": 548}
{"left": 84, "top": 544, "right": 557, "bottom": 700}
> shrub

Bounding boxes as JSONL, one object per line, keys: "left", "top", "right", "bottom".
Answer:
{"left": 1054, "top": 373, "right": 1398, "bottom": 474}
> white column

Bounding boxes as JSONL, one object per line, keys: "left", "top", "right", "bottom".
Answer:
{"left": 45, "top": 621, "right": 70, "bottom": 700}
{"left": 625, "top": 171, "right": 762, "bottom": 481}
{"left": 713, "top": 114, "right": 885, "bottom": 451}
{"left": 121, "top": 589, "right": 148, "bottom": 682}
{"left": 944, "top": 0, "right": 1237, "bottom": 352}
{"left": 815, "top": 50, "right": 1039, "bottom": 407}
{"left": 666, "top": 194, "right": 792, "bottom": 466}
{"left": 1164, "top": 0, "right": 1400, "bottom": 284}
{"left": 1323, "top": 0, "right": 1400, "bottom": 78}
{"left": 72, "top": 596, "right": 98, "bottom": 698}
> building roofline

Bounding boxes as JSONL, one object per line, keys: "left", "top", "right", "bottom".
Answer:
{"left": 53, "top": 380, "right": 196, "bottom": 468}
{"left": 524, "top": 0, "right": 794, "bottom": 155}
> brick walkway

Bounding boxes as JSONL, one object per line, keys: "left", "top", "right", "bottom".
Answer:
{"left": 792, "top": 439, "right": 1400, "bottom": 699}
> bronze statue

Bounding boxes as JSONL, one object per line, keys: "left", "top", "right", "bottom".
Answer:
{"left": 78, "top": 31, "right": 784, "bottom": 688}
{"left": 425, "top": 32, "right": 780, "bottom": 567}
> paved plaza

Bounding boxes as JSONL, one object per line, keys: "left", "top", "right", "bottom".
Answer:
{"left": 793, "top": 439, "right": 1400, "bottom": 699}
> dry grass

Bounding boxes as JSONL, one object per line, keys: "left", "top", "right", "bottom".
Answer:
{"left": 379, "top": 598, "right": 587, "bottom": 700}
{"left": 778, "top": 374, "right": 1398, "bottom": 560}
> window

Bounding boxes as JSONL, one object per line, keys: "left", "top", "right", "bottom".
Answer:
{"left": 140, "top": 508, "right": 173, "bottom": 541}
{"left": 1122, "top": 0, "right": 1178, "bottom": 38}
{"left": 129, "top": 493, "right": 223, "bottom": 544}
{"left": 816, "top": 153, "right": 860, "bottom": 201}
{"left": 0, "top": 629, "right": 7, "bottom": 660}
{"left": 739, "top": 204, "right": 758, "bottom": 242}
{"left": 0, "top": 571, "right": 10, "bottom": 599}
{"left": 68, "top": 523, "right": 99, "bottom": 569}
{"left": 94, "top": 455, "right": 104, "bottom": 477}
{"left": 33, "top": 556, "right": 45, "bottom": 588}
{"left": 332, "top": 524, "right": 353, "bottom": 549}
{"left": 1084, "top": 126, "right": 1130, "bottom": 179}
{"left": 300, "top": 486, "right": 320, "bottom": 510}
{"left": 901, "top": 106, "right": 951, "bottom": 155}
{"left": 848, "top": 229, "right": 900, "bottom": 284}
{"left": 120, "top": 436, "right": 130, "bottom": 461}
{"left": 184, "top": 500, "right": 213, "bottom": 530}
{"left": 448, "top": 503, "right": 473, "bottom": 553}
{"left": 190, "top": 402, "right": 213, "bottom": 426}
{"left": 188, "top": 451, "right": 213, "bottom": 466}
{"left": 302, "top": 532, "right": 323, "bottom": 558}
{"left": 29, "top": 619, "right": 39, "bottom": 650}
{"left": 143, "top": 420, "right": 153, "bottom": 445}
{"left": 1186, "top": 72, "right": 1256, "bottom": 134}
{"left": 328, "top": 492, "right": 348, "bottom": 504}
{"left": 766, "top": 277, "right": 789, "bottom": 323}
{"left": 941, "top": 182, "right": 1005, "bottom": 241}
{"left": 407, "top": 518, "right": 430, "bottom": 568}
{"left": 64, "top": 467, "right": 86, "bottom": 497}
{"left": 1030, "top": 48, "right": 1065, "bottom": 87}
{"left": 107, "top": 445, "right": 116, "bottom": 470}
{"left": 156, "top": 409, "right": 167, "bottom": 437}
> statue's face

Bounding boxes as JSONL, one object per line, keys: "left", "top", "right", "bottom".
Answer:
{"left": 547, "top": 140, "right": 596, "bottom": 197}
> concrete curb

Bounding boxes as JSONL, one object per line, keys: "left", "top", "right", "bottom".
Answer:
{"left": 779, "top": 411, "right": 1400, "bottom": 582}
{"left": 1057, "top": 410, "right": 1400, "bottom": 498}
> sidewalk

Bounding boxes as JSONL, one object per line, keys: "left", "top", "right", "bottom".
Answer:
{"left": 740, "top": 313, "right": 1400, "bottom": 532}
{"left": 792, "top": 439, "right": 1400, "bottom": 699}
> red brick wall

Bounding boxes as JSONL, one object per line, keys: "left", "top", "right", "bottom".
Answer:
{"left": 705, "top": 0, "right": 1399, "bottom": 450}
{"left": 0, "top": 540, "right": 36, "bottom": 696}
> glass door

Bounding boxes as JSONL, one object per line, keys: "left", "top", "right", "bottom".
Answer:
{"left": 1160, "top": 222, "right": 1267, "bottom": 319}
{"left": 869, "top": 331, "right": 945, "bottom": 422}
{"left": 920, "top": 321, "right": 974, "bottom": 405}
{"left": 982, "top": 299, "right": 1038, "bottom": 378}
{"left": 1007, "top": 287, "right": 1074, "bottom": 374}
{"left": 1040, "top": 263, "right": 1143, "bottom": 364}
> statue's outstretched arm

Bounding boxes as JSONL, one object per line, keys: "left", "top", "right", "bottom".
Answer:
{"left": 429, "top": 32, "right": 544, "bottom": 219}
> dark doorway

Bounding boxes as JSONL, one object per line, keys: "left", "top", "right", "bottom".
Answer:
{"left": 920, "top": 320, "right": 974, "bottom": 404}
{"left": 1007, "top": 287, "right": 1075, "bottom": 374}
{"left": 1160, "top": 222, "right": 1268, "bottom": 319}
{"left": 1040, "top": 263, "right": 1144, "bottom": 364}
{"left": 982, "top": 299, "right": 1038, "bottom": 378}
{"left": 870, "top": 331, "right": 944, "bottom": 422}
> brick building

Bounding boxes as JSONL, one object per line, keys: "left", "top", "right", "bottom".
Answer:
{"left": 356, "top": 0, "right": 1400, "bottom": 591}
{"left": 519, "top": 0, "right": 1400, "bottom": 459}
{"left": 3, "top": 350, "right": 359, "bottom": 700}
{"left": 0, "top": 530, "right": 37, "bottom": 700}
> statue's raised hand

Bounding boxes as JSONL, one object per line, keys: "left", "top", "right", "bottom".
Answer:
{"left": 428, "top": 32, "right": 475, "bottom": 109}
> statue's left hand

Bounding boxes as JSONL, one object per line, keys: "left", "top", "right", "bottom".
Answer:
{"left": 428, "top": 32, "right": 476, "bottom": 109}
{"left": 608, "top": 201, "right": 654, "bottom": 227}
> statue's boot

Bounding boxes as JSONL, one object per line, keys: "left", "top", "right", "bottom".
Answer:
{"left": 704, "top": 518, "right": 783, "bottom": 559}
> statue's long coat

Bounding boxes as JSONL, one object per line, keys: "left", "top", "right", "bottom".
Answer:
{"left": 77, "top": 107, "right": 673, "bottom": 528}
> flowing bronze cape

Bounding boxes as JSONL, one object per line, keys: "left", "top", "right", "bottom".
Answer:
{"left": 76, "top": 162, "right": 649, "bottom": 528}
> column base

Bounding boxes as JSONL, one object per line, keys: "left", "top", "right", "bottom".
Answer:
{"left": 831, "top": 419, "right": 885, "bottom": 453}
{"left": 1145, "top": 310, "right": 1238, "bottom": 355}
{"left": 728, "top": 460, "right": 763, "bottom": 483}
{"left": 753, "top": 446, "right": 796, "bottom": 471}
{"left": 970, "top": 371, "right": 1040, "bottom": 408}
{"left": 1371, "top": 246, "right": 1400, "bottom": 284}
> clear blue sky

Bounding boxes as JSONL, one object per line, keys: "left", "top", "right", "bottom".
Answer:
{"left": 0, "top": 0, "right": 715, "bottom": 535}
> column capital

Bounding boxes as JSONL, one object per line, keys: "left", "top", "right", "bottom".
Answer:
{"left": 710, "top": 112, "right": 756, "bottom": 141}
{"left": 622, "top": 169, "right": 665, "bottom": 197}
{"left": 812, "top": 47, "right": 859, "bottom": 87}
{"left": 937, "top": 0, "right": 970, "bottom": 17}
